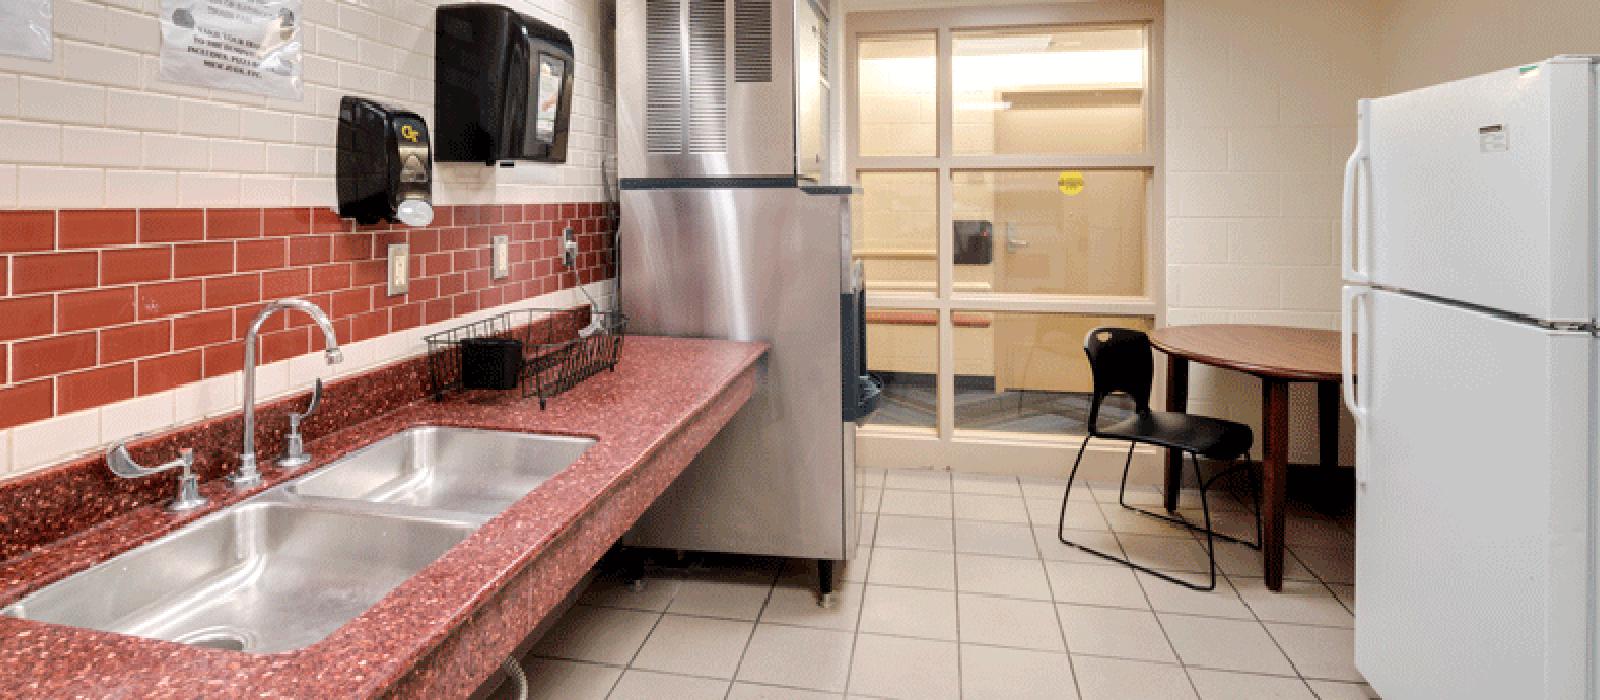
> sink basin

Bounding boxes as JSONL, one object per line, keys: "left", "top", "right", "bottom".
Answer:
{"left": 2, "top": 502, "right": 472, "bottom": 654}
{"left": 289, "top": 426, "right": 595, "bottom": 516}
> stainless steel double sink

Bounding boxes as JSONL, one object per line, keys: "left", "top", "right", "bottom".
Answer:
{"left": 1, "top": 427, "right": 594, "bottom": 654}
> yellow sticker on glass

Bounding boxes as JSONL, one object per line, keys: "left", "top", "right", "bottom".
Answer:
{"left": 1058, "top": 171, "right": 1085, "bottom": 196}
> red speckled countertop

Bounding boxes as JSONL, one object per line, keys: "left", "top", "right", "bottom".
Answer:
{"left": 0, "top": 335, "right": 767, "bottom": 698}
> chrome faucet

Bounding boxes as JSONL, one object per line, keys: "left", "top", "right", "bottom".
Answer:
{"left": 229, "top": 298, "right": 343, "bottom": 489}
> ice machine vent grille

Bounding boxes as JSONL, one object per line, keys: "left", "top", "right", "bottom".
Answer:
{"left": 734, "top": 0, "right": 772, "bottom": 83}
{"left": 688, "top": 0, "right": 728, "bottom": 153}
{"left": 645, "top": 0, "right": 685, "bottom": 154}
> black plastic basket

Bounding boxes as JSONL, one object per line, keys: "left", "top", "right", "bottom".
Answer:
{"left": 422, "top": 307, "right": 627, "bottom": 408}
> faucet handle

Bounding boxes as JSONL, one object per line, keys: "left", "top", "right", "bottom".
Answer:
{"left": 294, "top": 379, "right": 323, "bottom": 422}
{"left": 278, "top": 380, "right": 322, "bottom": 469}
{"left": 105, "top": 440, "right": 208, "bottom": 513}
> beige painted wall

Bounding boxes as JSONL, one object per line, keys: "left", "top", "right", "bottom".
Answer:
{"left": 1378, "top": 0, "right": 1600, "bottom": 93}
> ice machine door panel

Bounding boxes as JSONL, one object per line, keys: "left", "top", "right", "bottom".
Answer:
{"left": 1364, "top": 57, "right": 1596, "bottom": 322}
{"left": 1354, "top": 289, "right": 1592, "bottom": 699}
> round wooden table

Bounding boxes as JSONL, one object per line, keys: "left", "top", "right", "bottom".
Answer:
{"left": 1148, "top": 325, "right": 1343, "bottom": 591}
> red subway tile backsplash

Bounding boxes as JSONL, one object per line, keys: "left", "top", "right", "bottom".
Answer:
{"left": 56, "top": 363, "right": 135, "bottom": 414}
{"left": 0, "top": 212, "right": 56, "bottom": 253}
{"left": 0, "top": 203, "right": 615, "bottom": 430}
{"left": 58, "top": 210, "right": 137, "bottom": 249}
{"left": 13, "top": 252, "right": 98, "bottom": 294}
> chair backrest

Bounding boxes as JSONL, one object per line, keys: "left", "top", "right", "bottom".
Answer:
{"left": 1082, "top": 326, "right": 1154, "bottom": 432}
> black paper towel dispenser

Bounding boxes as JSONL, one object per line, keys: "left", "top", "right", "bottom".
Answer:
{"left": 337, "top": 96, "right": 434, "bottom": 226}
{"left": 434, "top": 4, "right": 575, "bottom": 165}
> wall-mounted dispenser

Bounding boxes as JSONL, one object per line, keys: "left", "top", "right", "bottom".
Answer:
{"left": 337, "top": 96, "right": 435, "bottom": 227}
{"left": 434, "top": 4, "right": 576, "bottom": 166}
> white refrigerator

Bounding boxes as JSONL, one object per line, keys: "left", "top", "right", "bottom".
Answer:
{"left": 1342, "top": 56, "right": 1598, "bottom": 699}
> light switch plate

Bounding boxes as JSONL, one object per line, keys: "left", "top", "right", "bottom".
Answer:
{"left": 492, "top": 235, "right": 510, "bottom": 279}
{"left": 386, "top": 243, "right": 410, "bottom": 296}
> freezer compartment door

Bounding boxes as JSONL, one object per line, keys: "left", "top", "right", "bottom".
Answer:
{"left": 1362, "top": 56, "right": 1596, "bottom": 322}
{"left": 1352, "top": 288, "right": 1592, "bottom": 699}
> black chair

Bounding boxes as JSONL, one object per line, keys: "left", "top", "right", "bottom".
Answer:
{"left": 1057, "top": 327, "right": 1262, "bottom": 591}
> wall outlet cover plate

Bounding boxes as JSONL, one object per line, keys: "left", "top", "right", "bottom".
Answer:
{"left": 492, "top": 235, "right": 510, "bottom": 279}
{"left": 387, "top": 242, "right": 410, "bottom": 296}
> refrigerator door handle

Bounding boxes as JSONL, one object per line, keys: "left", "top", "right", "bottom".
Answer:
{"left": 1341, "top": 100, "right": 1372, "bottom": 284}
{"left": 1341, "top": 147, "right": 1371, "bottom": 284}
{"left": 1341, "top": 285, "right": 1372, "bottom": 484}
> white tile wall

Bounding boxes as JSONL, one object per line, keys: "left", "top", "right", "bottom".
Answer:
{"left": 0, "top": 0, "right": 616, "bottom": 210}
{"left": 1164, "top": 0, "right": 1380, "bottom": 464}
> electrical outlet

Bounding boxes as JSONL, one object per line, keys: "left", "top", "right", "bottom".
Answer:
{"left": 562, "top": 227, "right": 578, "bottom": 269}
{"left": 386, "top": 243, "right": 409, "bottom": 296}
{"left": 491, "top": 235, "right": 510, "bottom": 279}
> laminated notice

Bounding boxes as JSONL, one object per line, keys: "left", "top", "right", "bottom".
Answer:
{"left": 160, "top": 0, "right": 302, "bottom": 99}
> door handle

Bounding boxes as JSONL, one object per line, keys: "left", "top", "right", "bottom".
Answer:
{"left": 1341, "top": 285, "right": 1372, "bottom": 485}
{"left": 1005, "top": 222, "right": 1029, "bottom": 253}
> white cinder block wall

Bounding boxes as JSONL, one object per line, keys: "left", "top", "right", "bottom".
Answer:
{"left": 0, "top": 0, "right": 616, "bottom": 210}
{"left": 1163, "top": 0, "right": 1380, "bottom": 465}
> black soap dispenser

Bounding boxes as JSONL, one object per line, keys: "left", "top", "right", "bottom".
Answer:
{"left": 337, "top": 96, "right": 435, "bottom": 227}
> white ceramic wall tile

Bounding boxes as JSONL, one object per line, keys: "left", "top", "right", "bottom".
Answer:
{"left": 0, "top": 0, "right": 613, "bottom": 208}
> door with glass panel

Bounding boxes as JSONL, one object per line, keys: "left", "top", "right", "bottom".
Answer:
{"left": 848, "top": 3, "right": 1163, "bottom": 477}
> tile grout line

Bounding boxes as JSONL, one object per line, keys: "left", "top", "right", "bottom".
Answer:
{"left": 1031, "top": 475, "right": 1087, "bottom": 700}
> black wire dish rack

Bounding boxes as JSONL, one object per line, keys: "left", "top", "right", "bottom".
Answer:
{"left": 423, "top": 307, "right": 628, "bottom": 408}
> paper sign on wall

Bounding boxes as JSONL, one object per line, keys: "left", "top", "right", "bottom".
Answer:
{"left": 0, "top": 0, "right": 53, "bottom": 61}
{"left": 160, "top": 0, "right": 302, "bottom": 99}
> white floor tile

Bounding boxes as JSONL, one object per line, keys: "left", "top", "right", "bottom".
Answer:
{"left": 1286, "top": 516, "right": 1355, "bottom": 549}
{"left": 874, "top": 514, "right": 955, "bottom": 551}
{"left": 865, "top": 547, "right": 956, "bottom": 590}
{"left": 958, "top": 594, "right": 1066, "bottom": 652}
{"left": 763, "top": 580, "right": 862, "bottom": 631}
{"left": 952, "top": 472, "right": 1023, "bottom": 496}
{"left": 1136, "top": 572, "right": 1253, "bottom": 620}
{"left": 1119, "top": 533, "right": 1213, "bottom": 574}
{"left": 841, "top": 548, "right": 871, "bottom": 583}
{"left": 1265, "top": 623, "right": 1362, "bottom": 682}
{"left": 736, "top": 624, "right": 854, "bottom": 693}
{"left": 880, "top": 489, "right": 954, "bottom": 518}
{"left": 1233, "top": 578, "right": 1354, "bottom": 627}
{"left": 729, "top": 682, "right": 843, "bottom": 699}
{"left": 1186, "top": 669, "right": 1315, "bottom": 699}
{"left": 631, "top": 614, "right": 755, "bottom": 679}
{"left": 1041, "top": 497, "right": 1109, "bottom": 529}
{"left": 1212, "top": 539, "right": 1316, "bottom": 581}
{"left": 954, "top": 493, "right": 1031, "bottom": 523}
{"left": 518, "top": 659, "right": 621, "bottom": 700}
{"left": 667, "top": 570, "right": 774, "bottom": 620}
{"left": 532, "top": 605, "right": 660, "bottom": 665}
{"left": 957, "top": 553, "right": 1053, "bottom": 600}
{"left": 847, "top": 634, "right": 960, "bottom": 700}
{"left": 1056, "top": 604, "right": 1176, "bottom": 662}
{"left": 1159, "top": 613, "right": 1295, "bottom": 675}
{"left": 955, "top": 520, "right": 1039, "bottom": 559}
{"left": 609, "top": 670, "right": 730, "bottom": 700}
{"left": 579, "top": 571, "right": 682, "bottom": 612}
{"left": 1102, "top": 507, "right": 1197, "bottom": 537}
{"left": 1289, "top": 545, "right": 1355, "bottom": 585}
{"left": 1043, "top": 560, "right": 1149, "bottom": 609}
{"left": 1071, "top": 656, "right": 1196, "bottom": 700}
{"left": 1037, "top": 527, "right": 1126, "bottom": 565}
{"left": 960, "top": 644, "right": 1078, "bottom": 700}
{"left": 1304, "top": 680, "right": 1380, "bottom": 699}
{"left": 859, "top": 584, "right": 958, "bottom": 641}
{"left": 1327, "top": 584, "right": 1355, "bottom": 613}
{"left": 1019, "top": 476, "right": 1080, "bottom": 501}
{"left": 884, "top": 469, "right": 952, "bottom": 492}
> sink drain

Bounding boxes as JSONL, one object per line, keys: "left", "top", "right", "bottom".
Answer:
{"left": 175, "top": 627, "right": 250, "bottom": 652}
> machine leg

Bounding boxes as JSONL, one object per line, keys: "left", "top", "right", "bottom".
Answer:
{"left": 817, "top": 560, "right": 835, "bottom": 608}
{"left": 623, "top": 547, "right": 647, "bottom": 592}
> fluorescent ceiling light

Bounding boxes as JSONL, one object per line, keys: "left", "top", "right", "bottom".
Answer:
{"left": 862, "top": 49, "right": 1144, "bottom": 91}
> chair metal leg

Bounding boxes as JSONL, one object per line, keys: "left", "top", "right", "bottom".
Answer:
{"left": 1059, "top": 440, "right": 1262, "bottom": 592}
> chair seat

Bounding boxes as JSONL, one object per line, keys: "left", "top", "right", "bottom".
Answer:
{"left": 1095, "top": 411, "right": 1253, "bottom": 459}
